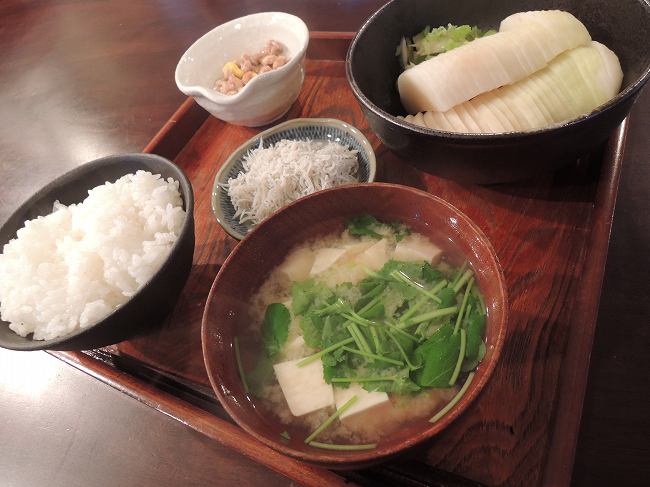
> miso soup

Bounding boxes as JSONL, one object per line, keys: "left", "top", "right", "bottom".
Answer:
{"left": 236, "top": 215, "right": 486, "bottom": 450}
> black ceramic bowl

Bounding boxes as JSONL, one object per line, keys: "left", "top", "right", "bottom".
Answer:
{"left": 0, "top": 154, "right": 195, "bottom": 351}
{"left": 347, "top": 0, "right": 650, "bottom": 183}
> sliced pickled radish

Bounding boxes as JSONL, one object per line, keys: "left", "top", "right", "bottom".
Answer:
{"left": 407, "top": 41, "right": 622, "bottom": 133}
{"left": 398, "top": 10, "right": 591, "bottom": 113}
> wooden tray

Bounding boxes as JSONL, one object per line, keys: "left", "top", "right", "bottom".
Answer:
{"left": 51, "top": 33, "right": 629, "bottom": 487}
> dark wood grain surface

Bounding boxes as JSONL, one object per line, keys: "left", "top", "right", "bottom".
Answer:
{"left": 0, "top": 1, "right": 648, "bottom": 486}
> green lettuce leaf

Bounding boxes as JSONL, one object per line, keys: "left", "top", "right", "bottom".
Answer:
{"left": 397, "top": 24, "right": 496, "bottom": 70}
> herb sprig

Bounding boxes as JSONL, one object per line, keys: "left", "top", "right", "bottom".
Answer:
{"left": 286, "top": 252, "right": 486, "bottom": 393}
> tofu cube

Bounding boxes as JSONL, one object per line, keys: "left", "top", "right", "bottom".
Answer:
{"left": 333, "top": 383, "right": 390, "bottom": 422}
{"left": 393, "top": 234, "right": 442, "bottom": 264}
{"left": 310, "top": 247, "right": 347, "bottom": 276}
{"left": 280, "top": 335, "right": 311, "bottom": 361}
{"left": 355, "top": 239, "right": 389, "bottom": 271}
{"left": 338, "top": 241, "right": 374, "bottom": 263}
{"left": 273, "top": 358, "right": 334, "bottom": 416}
{"left": 279, "top": 248, "right": 315, "bottom": 282}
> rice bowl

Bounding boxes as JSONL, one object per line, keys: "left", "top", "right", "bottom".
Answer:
{"left": 0, "top": 171, "right": 185, "bottom": 341}
{"left": 0, "top": 153, "right": 195, "bottom": 351}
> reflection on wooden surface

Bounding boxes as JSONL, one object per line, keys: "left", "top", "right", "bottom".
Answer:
{"left": 0, "top": 348, "right": 292, "bottom": 487}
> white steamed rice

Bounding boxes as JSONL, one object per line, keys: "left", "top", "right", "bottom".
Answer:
{"left": 0, "top": 170, "right": 186, "bottom": 340}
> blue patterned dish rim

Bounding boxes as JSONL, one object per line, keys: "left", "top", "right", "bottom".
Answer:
{"left": 212, "top": 117, "right": 377, "bottom": 240}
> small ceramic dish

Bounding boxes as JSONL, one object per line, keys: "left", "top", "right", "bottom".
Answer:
{"left": 0, "top": 154, "right": 195, "bottom": 351}
{"left": 202, "top": 182, "right": 507, "bottom": 469}
{"left": 175, "top": 12, "right": 309, "bottom": 127}
{"left": 212, "top": 117, "right": 377, "bottom": 240}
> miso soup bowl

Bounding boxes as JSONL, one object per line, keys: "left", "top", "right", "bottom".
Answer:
{"left": 201, "top": 183, "right": 507, "bottom": 469}
{"left": 347, "top": 0, "right": 650, "bottom": 183}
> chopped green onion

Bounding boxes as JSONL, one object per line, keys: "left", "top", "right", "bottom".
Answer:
{"left": 448, "top": 329, "right": 467, "bottom": 386}
{"left": 297, "top": 337, "right": 355, "bottom": 367}
{"left": 453, "top": 269, "right": 473, "bottom": 293}
{"left": 390, "top": 270, "right": 442, "bottom": 303}
{"left": 403, "top": 306, "right": 459, "bottom": 326}
{"left": 280, "top": 431, "right": 291, "bottom": 440}
{"left": 308, "top": 441, "right": 377, "bottom": 451}
{"left": 453, "top": 277, "right": 474, "bottom": 334}
{"left": 342, "top": 346, "right": 404, "bottom": 366}
{"left": 233, "top": 336, "right": 249, "bottom": 393}
{"left": 430, "top": 372, "right": 475, "bottom": 423}
{"left": 304, "top": 395, "right": 358, "bottom": 444}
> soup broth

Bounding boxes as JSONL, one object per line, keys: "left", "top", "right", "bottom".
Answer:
{"left": 238, "top": 216, "right": 486, "bottom": 449}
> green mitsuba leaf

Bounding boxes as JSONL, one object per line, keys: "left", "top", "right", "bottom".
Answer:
{"left": 291, "top": 279, "right": 337, "bottom": 316}
{"left": 347, "top": 215, "right": 384, "bottom": 239}
{"left": 461, "top": 340, "right": 486, "bottom": 372}
{"left": 413, "top": 323, "right": 461, "bottom": 387}
{"left": 347, "top": 215, "right": 412, "bottom": 242}
{"left": 378, "top": 260, "right": 423, "bottom": 280}
{"left": 361, "top": 302, "right": 385, "bottom": 320}
{"left": 262, "top": 303, "right": 291, "bottom": 357}
{"left": 323, "top": 355, "right": 355, "bottom": 387}
{"left": 321, "top": 314, "right": 349, "bottom": 348}
{"left": 422, "top": 262, "right": 443, "bottom": 282}
{"left": 389, "top": 222, "right": 411, "bottom": 242}
{"left": 437, "top": 287, "right": 457, "bottom": 308}
{"left": 362, "top": 368, "right": 421, "bottom": 394}
{"left": 291, "top": 281, "right": 314, "bottom": 315}
{"left": 299, "top": 312, "right": 325, "bottom": 349}
{"left": 464, "top": 311, "right": 486, "bottom": 359}
{"left": 257, "top": 228, "right": 488, "bottom": 400}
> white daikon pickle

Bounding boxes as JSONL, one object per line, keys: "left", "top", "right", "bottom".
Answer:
{"left": 402, "top": 41, "right": 622, "bottom": 134}
{"left": 397, "top": 10, "right": 591, "bottom": 113}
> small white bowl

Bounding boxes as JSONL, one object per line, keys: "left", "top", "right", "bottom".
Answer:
{"left": 175, "top": 12, "right": 309, "bottom": 127}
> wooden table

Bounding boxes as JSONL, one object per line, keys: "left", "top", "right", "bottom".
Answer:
{"left": 0, "top": 1, "right": 648, "bottom": 486}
